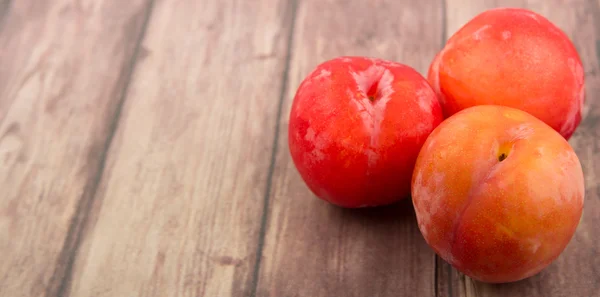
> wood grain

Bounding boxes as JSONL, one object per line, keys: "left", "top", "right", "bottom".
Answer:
{"left": 63, "top": 0, "right": 295, "bottom": 296}
{"left": 0, "top": 1, "right": 152, "bottom": 296}
{"left": 437, "top": 1, "right": 600, "bottom": 296}
{"left": 254, "top": 1, "right": 444, "bottom": 296}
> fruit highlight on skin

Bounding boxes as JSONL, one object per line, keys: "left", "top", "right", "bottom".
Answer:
{"left": 412, "top": 105, "right": 585, "bottom": 283}
{"left": 428, "top": 7, "right": 585, "bottom": 140}
{"left": 288, "top": 56, "right": 444, "bottom": 208}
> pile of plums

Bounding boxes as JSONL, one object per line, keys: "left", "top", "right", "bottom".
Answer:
{"left": 287, "top": 8, "right": 585, "bottom": 283}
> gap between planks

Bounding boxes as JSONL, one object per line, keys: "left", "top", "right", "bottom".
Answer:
{"left": 44, "top": 1, "right": 157, "bottom": 296}
{"left": 249, "top": 0, "right": 300, "bottom": 296}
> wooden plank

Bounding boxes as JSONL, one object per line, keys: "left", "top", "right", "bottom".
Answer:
{"left": 64, "top": 0, "right": 295, "bottom": 296}
{"left": 437, "top": 1, "right": 600, "bottom": 296}
{"left": 0, "top": 1, "right": 152, "bottom": 296}
{"left": 255, "top": 1, "right": 445, "bottom": 296}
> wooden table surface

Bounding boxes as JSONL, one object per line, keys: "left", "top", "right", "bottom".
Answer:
{"left": 1, "top": 0, "right": 598, "bottom": 296}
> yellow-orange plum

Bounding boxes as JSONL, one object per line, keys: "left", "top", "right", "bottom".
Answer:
{"left": 412, "top": 105, "right": 585, "bottom": 283}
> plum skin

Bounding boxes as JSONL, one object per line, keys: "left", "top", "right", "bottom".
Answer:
{"left": 288, "top": 56, "right": 443, "bottom": 208}
{"left": 412, "top": 105, "right": 585, "bottom": 283}
{"left": 428, "top": 7, "right": 585, "bottom": 140}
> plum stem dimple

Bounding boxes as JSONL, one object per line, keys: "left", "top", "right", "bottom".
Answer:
{"left": 499, "top": 153, "right": 507, "bottom": 162}
{"left": 367, "top": 80, "right": 379, "bottom": 102}
{"left": 497, "top": 142, "right": 512, "bottom": 162}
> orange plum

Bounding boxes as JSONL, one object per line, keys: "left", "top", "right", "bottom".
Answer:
{"left": 412, "top": 105, "right": 585, "bottom": 283}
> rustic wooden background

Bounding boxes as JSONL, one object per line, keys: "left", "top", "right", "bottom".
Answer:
{"left": 0, "top": 0, "right": 598, "bottom": 296}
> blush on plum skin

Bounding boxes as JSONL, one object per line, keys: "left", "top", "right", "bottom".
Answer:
{"left": 427, "top": 7, "right": 585, "bottom": 140}
{"left": 288, "top": 56, "right": 444, "bottom": 208}
{"left": 412, "top": 105, "right": 585, "bottom": 283}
